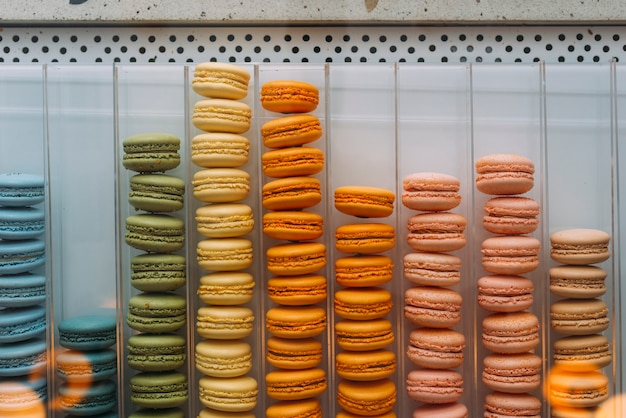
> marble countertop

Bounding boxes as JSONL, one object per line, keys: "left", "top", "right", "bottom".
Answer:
{"left": 1, "top": 0, "right": 623, "bottom": 25}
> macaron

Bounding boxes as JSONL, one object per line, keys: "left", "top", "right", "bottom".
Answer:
{"left": 0, "top": 239, "right": 45, "bottom": 275}
{"left": 481, "top": 235, "right": 540, "bottom": 275}
{"left": 198, "top": 375, "right": 258, "bottom": 412}
{"left": 549, "top": 265, "right": 607, "bottom": 299}
{"left": 191, "top": 133, "right": 250, "bottom": 168}
{"left": 403, "top": 252, "right": 462, "bottom": 287}
{"left": 125, "top": 213, "right": 185, "bottom": 253}
{"left": 334, "top": 287, "right": 393, "bottom": 320}
{"left": 0, "top": 337, "right": 47, "bottom": 377}
{"left": 196, "top": 203, "right": 254, "bottom": 238}
{"left": 334, "top": 186, "right": 395, "bottom": 218}
{"left": 128, "top": 173, "right": 185, "bottom": 213}
{"left": 404, "top": 286, "right": 462, "bottom": 328}
{"left": 127, "top": 333, "right": 186, "bottom": 372}
{"left": 262, "top": 176, "right": 322, "bottom": 210}
{"left": 193, "top": 99, "right": 252, "bottom": 134}
{"left": 126, "top": 292, "right": 187, "bottom": 333}
{"left": 481, "top": 311, "right": 540, "bottom": 354}
{"left": 193, "top": 168, "right": 250, "bottom": 203}
{"left": 192, "top": 62, "right": 250, "bottom": 99}
{"left": 550, "top": 228, "right": 611, "bottom": 265}
{"left": 407, "top": 212, "right": 467, "bottom": 253}
{"left": 265, "top": 368, "right": 327, "bottom": 401}
{"left": 262, "top": 211, "right": 324, "bottom": 241}
{"left": 266, "top": 399, "right": 322, "bottom": 418}
{"left": 406, "top": 368, "right": 463, "bottom": 404}
{"left": 483, "top": 196, "right": 540, "bottom": 235}
{"left": 130, "top": 253, "right": 186, "bottom": 292}
{"left": 337, "top": 378, "right": 396, "bottom": 416}
{"left": 413, "top": 402, "right": 468, "bottom": 418}
{"left": 58, "top": 315, "right": 116, "bottom": 351}
{"left": 335, "top": 255, "right": 394, "bottom": 287}
{"left": 337, "top": 411, "right": 397, "bottom": 418}
{"left": 262, "top": 146, "right": 325, "bottom": 178}
{"left": 58, "top": 379, "right": 116, "bottom": 416}
{"left": 266, "top": 242, "right": 326, "bottom": 276}
{"left": 261, "top": 114, "right": 323, "bottom": 148}
{"left": 260, "top": 80, "right": 319, "bottom": 113}
{"left": 129, "top": 408, "right": 185, "bottom": 418}
{"left": 130, "top": 371, "right": 188, "bottom": 409}
{"left": 335, "top": 223, "right": 396, "bottom": 254}
{"left": 196, "top": 306, "right": 254, "bottom": 339}
{"left": 197, "top": 238, "right": 253, "bottom": 272}
{"left": 402, "top": 172, "right": 462, "bottom": 212}
{"left": 550, "top": 405, "right": 600, "bottom": 418}
{"left": 197, "top": 272, "right": 255, "bottom": 305}
{"left": 336, "top": 349, "right": 396, "bottom": 381}
{"left": 266, "top": 336, "right": 323, "bottom": 369}
{"left": 195, "top": 339, "right": 252, "bottom": 377}
{"left": 122, "top": 132, "right": 181, "bottom": 173}
{"left": 0, "top": 305, "right": 46, "bottom": 343}
{"left": 550, "top": 298, "right": 609, "bottom": 335}
{"left": 197, "top": 409, "right": 254, "bottom": 418}
{"left": 482, "top": 352, "right": 541, "bottom": 393}
{"left": 475, "top": 153, "right": 535, "bottom": 195}
{"left": 0, "top": 375, "right": 47, "bottom": 414}
{"left": 477, "top": 274, "right": 534, "bottom": 312}
{"left": 265, "top": 305, "right": 326, "bottom": 339}
{"left": 0, "top": 173, "right": 45, "bottom": 207}
{"left": 267, "top": 274, "right": 327, "bottom": 305}
{"left": 483, "top": 392, "right": 541, "bottom": 418}
{"left": 548, "top": 368, "right": 609, "bottom": 408}
{"left": 407, "top": 327, "right": 466, "bottom": 369}
{"left": 335, "top": 318, "right": 395, "bottom": 351}
{"left": 56, "top": 348, "right": 117, "bottom": 382}
{"left": 0, "top": 206, "right": 45, "bottom": 240}
{"left": 553, "top": 334, "right": 612, "bottom": 371}
{"left": 0, "top": 273, "right": 46, "bottom": 307}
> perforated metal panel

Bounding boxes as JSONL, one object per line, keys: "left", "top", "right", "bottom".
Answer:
{"left": 0, "top": 26, "right": 625, "bottom": 64}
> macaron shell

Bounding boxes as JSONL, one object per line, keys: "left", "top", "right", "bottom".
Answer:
{"left": 193, "top": 99, "right": 252, "bottom": 134}
{"left": 192, "top": 62, "right": 250, "bottom": 99}
{"left": 262, "top": 146, "right": 324, "bottom": 178}
{"left": 191, "top": 133, "right": 250, "bottom": 168}
{"left": 260, "top": 80, "right": 319, "bottom": 113}
{"left": 261, "top": 114, "right": 323, "bottom": 148}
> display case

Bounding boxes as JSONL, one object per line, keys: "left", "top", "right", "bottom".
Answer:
{"left": 0, "top": 62, "right": 622, "bottom": 417}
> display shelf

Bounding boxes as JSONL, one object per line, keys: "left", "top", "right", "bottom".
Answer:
{"left": 0, "top": 62, "right": 622, "bottom": 417}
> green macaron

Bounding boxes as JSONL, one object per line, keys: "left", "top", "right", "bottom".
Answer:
{"left": 125, "top": 214, "right": 185, "bottom": 253}
{"left": 129, "top": 174, "right": 185, "bottom": 213}
{"left": 130, "top": 253, "right": 186, "bottom": 292}
{"left": 126, "top": 292, "right": 187, "bottom": 333}
{"left": 123, "top": 132, "right": 181, "bottom": 173}
{"left": 127, "top": 333, "right": 186, "bottom": 372}
{"left": 130, "top": 371, "right": 188, "bottom": 409}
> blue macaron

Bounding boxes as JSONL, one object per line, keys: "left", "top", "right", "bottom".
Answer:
{"left": 56, "top": 348, "right": 117, "bottom": 383}
{"left": 0, "top": 207, "right": 45, "bottom": 240}
{"left": 0, "top": 239, "right": 45, "bottom": 275}
{"left": 58, "top": 315, "right": 117, "bottom": 351}
{"left": 58, "top": 379, "right": 117, "bottom": 416}
{"left": 0, "top": 375, "right": 47, "bottom": 415}
{"left": 0, "top": 173, "right": 45, "bottom": 207}
{"left": 0, "top": 305, "right": 46, "bottom": 343}
{"left": 0, "top": 273, "right": 46, "bottom": 308}
{"left": 0, "top": 337, "right": 47, "bottom": 377}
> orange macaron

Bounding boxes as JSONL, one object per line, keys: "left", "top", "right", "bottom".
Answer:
{"left": 261, "top": 115, "right": 323, "bottom": 148}
{"left": 262, "top": 177, "right": 322, "bottom": 211}
{"left": 262, "top": 147, "right": 324, "bottom": 178}
{"left": 335, "top": 223, "right": 395, "bottom": 255}
{"left": 262, "top": 211, "right": 323, "bottom": 241}
{"left": 334, "top": 287, "right": 393, "bottom": 320}
{"left": 265, "top": 305, "right": 327, "bottom": 339}
{"left": 266, "top": 242, "right": 326, "bottom": 276}
{"left": 260, "top": 80, "right": 319, "bottom": 113}
{"left": 334, "top": 186, "right": 395, "bottom": 218}
{"left": 335, "top": 318, "right": 395, "bottom": 351}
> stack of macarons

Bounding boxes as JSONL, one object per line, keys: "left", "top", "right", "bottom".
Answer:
{"left": 400, "top": 172, "right": 467, "bottom": 416}
{"left": 548, "top": 228, "right": 611, "bottom": 416}
{"left": 191, "top": 62, "right": 259, "bottom": 417}
{"left": 56, "top": 315, "right": 118, "bottom": 416}
{"left": 333, "top": 185, "right": 398, "bottom": 417}
{"left": 122, "top": 132, "right": 189, "bottom": 415}
{"left": 474, "top": 154, "right": 543, "bottom": 413}
{"left": 259, "top": 79, "right": 327, "bottom": 417}
{"left": 0, "top": 172, "right": 48, "bottom": 417}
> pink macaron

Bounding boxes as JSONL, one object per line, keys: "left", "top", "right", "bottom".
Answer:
{"left": 403, "top": 252, "right": 462, "bottom": 287}
{"left": 407, "top": 327, "right": 466, "bottom": 369}
{"left": 481, "top": 236, "right": 540, "bottom": 275}
{"left": 482, "top": 352, "right": 541, "bottom": 394}
{"left": 404, "top": 286, "right": 462, "bottom": 328}
{"left": 483, "top": 196, "right": 540, "bottom": 235}
{"left": 482, "top": 311, "right": 540, "bottom": 354}
{"left": 406, "top": 369, "right": 463, "bottom": 404}
{"left": 402, "top": 172, "right": 462, "bottom": 212}
{"left": 413, "top": 402, "right": 468, "bottom": 418}
{"left": 407, "top": 212, "right": 467, "bottom": 253}
{"left": 477, "top": 275, "right": 534, "bottom": 312}
{"left": 475, "top": 153, "right": 535, "bottom": 195}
